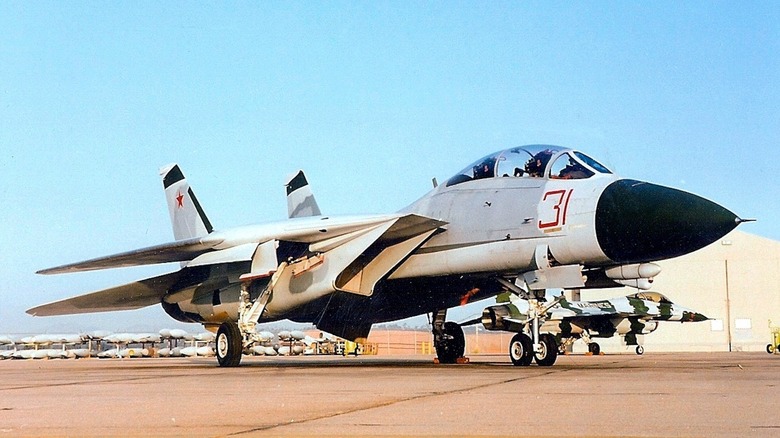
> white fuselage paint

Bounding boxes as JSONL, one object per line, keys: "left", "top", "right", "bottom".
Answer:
{"left": 391, "top": 173, "right": 617, "bottom": 279}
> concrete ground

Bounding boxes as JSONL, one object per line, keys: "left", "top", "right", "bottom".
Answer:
{"left": 1, "top": 352, "right": 778, "bottom": 437}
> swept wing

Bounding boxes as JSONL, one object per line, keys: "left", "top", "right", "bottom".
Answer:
{"left": 28, "top": 271, "right": 183, "bottom": 316}
{"left": 36, "top": 236, "right": 222, "bottom": 275}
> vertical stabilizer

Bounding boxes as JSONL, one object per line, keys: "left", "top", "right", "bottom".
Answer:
{"left": 285, "top": 170, "right": 321, "bottom": 218}
{"left": 160, "top": 164, "right": 214, "bottom": 240}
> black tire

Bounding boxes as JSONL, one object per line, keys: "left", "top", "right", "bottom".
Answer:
{"left": 588, "top": 342, "right": 601, "bottom": 355}
{"left": 635, "top": 345, "right": 645, "bottom": 355}
{"left": 534, "top": 333, "right": 558, "bottom": 366}
{"left": 509, "top": 333, "right": 533, "bottom": 366}
{"left": 435, "top": 322, "right": 465, "bottom": 364}
{"left": 216, "top": 322, "right": 242, "bottom": 367}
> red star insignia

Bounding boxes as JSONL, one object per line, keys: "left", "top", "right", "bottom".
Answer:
{"left": 176, "top": 192, "right": 184, "bottom": 208}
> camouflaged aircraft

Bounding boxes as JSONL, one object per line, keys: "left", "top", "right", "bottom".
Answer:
{"left": 475, "top": 291, "right": 708, "bottom": 364}
{"left": 28, "top": 145, "right": 745, "bottom": 367}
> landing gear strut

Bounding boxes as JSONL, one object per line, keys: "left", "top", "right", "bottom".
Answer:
{"left": 431, "top": 309, "right": 465, "bottom": 364}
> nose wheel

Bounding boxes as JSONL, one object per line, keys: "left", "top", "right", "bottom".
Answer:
{"left": 534, "top": 333, "right": 558, "bottom": 366}
{"left": 509, "top": 333, "right": 533, "bottom": 366}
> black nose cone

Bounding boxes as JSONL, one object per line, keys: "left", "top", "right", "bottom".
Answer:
{"left": 596, "top": 179, "right": 739, "bottom": 263}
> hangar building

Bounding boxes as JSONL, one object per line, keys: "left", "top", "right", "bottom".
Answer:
{"left": 579, "top": 230, "right": 780, "bottom": 353}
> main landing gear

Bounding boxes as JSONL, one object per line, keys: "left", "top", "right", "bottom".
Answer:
{"left": 431, "top": 309, "right": 466, "bottom": 364}
{"left": 215, "top": 261, "right": 288, "bottom": 367}
{"left": 580, "top": 330, "right": 601, "bottom": 355}
{"left": 216, "top": 321, "right": 242, "bottom": 367}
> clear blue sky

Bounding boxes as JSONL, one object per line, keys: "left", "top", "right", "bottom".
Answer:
{"left": 1, "top": 2, "right": 778, "bottom": 334}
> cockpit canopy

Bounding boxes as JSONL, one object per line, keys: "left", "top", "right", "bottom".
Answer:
{"left": 631, "top": 291, "right": 672, "bottom": 304}
{"left": 446, "top": 145, "right": 612, "bottom": 187}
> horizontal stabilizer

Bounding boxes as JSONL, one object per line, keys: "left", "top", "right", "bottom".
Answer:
{"left": 37, "top": 236, "right": 222, "bottom": 275}
{"left": 27, "top": 271, "right": 183, "bottom": 316}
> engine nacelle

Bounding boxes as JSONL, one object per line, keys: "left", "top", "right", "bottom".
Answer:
{"left": 162, "top": 283, "right": 241, "bottom": 324}
{"left": 481, "top": 305, "right": 513, "bottom": 331}
{"left": 162, "top": 301, "right": 205, "bottom": 323}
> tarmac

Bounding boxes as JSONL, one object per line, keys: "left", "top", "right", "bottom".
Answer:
{"left": 1, "top": 352, "right": 779, "bottom": 437}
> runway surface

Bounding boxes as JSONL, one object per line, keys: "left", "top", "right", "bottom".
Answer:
{"left": 1, "top": 352, "right": 779, "bottom": 437}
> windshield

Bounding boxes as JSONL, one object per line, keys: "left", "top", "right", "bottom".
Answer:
{"left": 574, "top": 151, "right": 612, "bottom": 174}
{"left": 549, "top": 153, "right": 594, "bottom": 179}
{"left": 445, "top": 145, "right": 611, "bottom": 187}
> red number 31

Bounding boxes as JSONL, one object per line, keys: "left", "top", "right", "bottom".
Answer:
{"left": 539, "top": 189, "right": 573, "bottom": 229}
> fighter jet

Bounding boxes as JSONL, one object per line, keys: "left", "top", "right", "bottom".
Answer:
{"left": 28, "top": 145, "right": 745, "bottom": 366}
{"left": 475, "top": 291, "right": 708, "bottom": 364}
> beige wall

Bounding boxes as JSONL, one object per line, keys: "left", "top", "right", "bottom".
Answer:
{"left": 580, "top": 231, "right": 780, "bottom": 353}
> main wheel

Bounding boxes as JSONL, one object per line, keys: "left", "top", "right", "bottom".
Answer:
{"left": 588, "top": 342, "right": 601, "bottom": 355}
{"left": 635, "top": 345, "right": 645, "bottom": 355}
{"left": 767, "top": 344, "right": 774, "bottom": 354}
{"left": 216, "top": 322, "right": 242, "bottom": 367}
{"left": 534, "top": 333, "right": 558, "bottom": 366}
{"left": 509, "top": 333, "right": 533, "bottom": 366}
{"left": 435, "top": 322, "right": 465, "bottom": 364}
